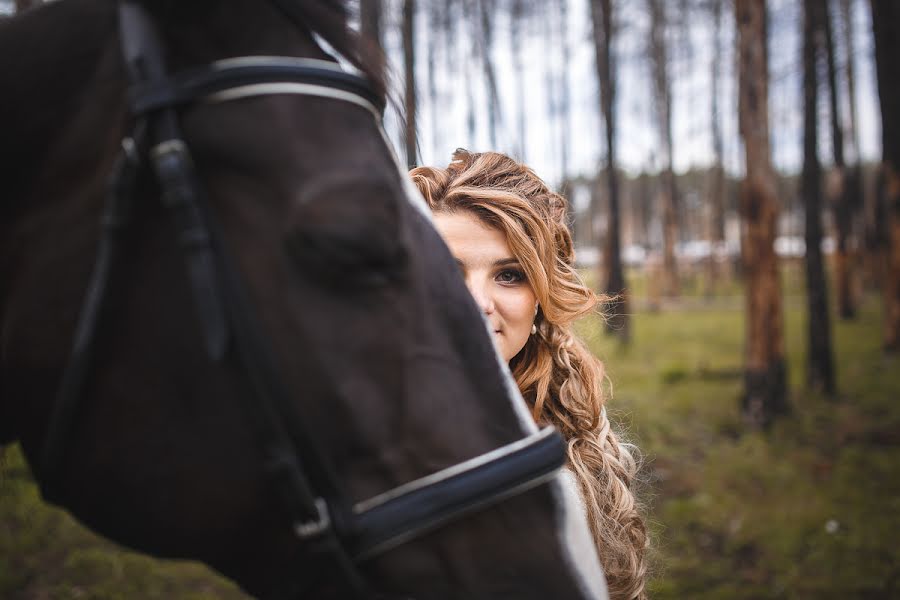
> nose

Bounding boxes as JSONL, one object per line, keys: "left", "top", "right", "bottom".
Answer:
{"left": 466, "top": 276, "right": 495, "bottom": 315}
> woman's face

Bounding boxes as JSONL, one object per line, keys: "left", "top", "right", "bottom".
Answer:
{"left": 434, "top": 210, "right": 537, "bottom": 362}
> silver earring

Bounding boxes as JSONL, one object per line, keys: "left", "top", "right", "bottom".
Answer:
{"left": 531, "top": 323, "right": 537, "bottom": 335}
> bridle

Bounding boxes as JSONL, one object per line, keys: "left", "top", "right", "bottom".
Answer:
{"left": 39, "top": 1, "right": 569, "bottom": 597}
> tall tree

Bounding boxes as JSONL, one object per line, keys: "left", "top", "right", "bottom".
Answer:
{"left": 648, "top": 0, "right": 680, "bottom": 297}
{"left": 803, "top": 0, "right": 837, "bottom": 394}
{"left": 359, "top": 0, "right": 383, "bottom": 53}
{"left": 510, "top": 0, "right": 527, "bottom": 160}
{"left": 870, "top": 0, "right": 900, "bottom": 352}
{"left": 476, "top": 0, "right": 501, "bottom": 149}
{"left": 559, "top": 0, "right": 572, "bottom": 180}
{"left": 402, "top": 0, "right": 417, "bottom": 168}
{"left": 824, "top": 0, "right": 857, "bottom": 319}
{"left": 590, "top": 0, "right": 629, "bottom": 342}
{"left": 736, "top": 0, "right": 789, "bottom": 426}
{"left": 837, "top": 0, "right": 867, "bottom": 308}
{"left": 706, "top": 0, "right": 727, "bottom": 298}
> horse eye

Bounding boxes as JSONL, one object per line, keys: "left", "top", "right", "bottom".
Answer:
{"left": 283, "top": 178, "right": 407, "bottom": 289}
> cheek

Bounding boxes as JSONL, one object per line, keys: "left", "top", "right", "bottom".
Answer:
{"left": 499, "top": 288, "right": 537, "bottom": 326}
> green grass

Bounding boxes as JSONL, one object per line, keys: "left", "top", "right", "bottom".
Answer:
{"left": 580, "top": 277, "right": 900, "bottom": 599}
{"left": 2, "top": 270, "right": 898, "bottom": 599}
{"left": 0, "top": 445, "right": 247, "bottom": 599}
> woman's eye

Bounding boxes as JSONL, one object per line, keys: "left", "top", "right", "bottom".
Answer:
{"left": 496, "top": 269, "right": 526, "bottom": 284}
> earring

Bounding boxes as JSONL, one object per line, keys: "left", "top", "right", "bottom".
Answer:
{"left": 531, "top": 323, "right": 537, "bottom": 335}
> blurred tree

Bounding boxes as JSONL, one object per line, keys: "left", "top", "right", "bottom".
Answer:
{"left": 402, "top": 0, "right": 417, "bottom": 168}
{"left": 425, "top": 2, "right": 441, "bottom": 157}
{"left": 736, "top": 0, "right": 789, "bottom": 426}
{"left": 14, "top": 0, "right": 37, "bottom": 13}
{"left": 838, "top": 0, "right": 867, "bottom": 300}
{"left": 475, "top": 0, "right": 501, "bottom": 149}
{"left": 510, "top": 0, "right": 527, "bottom": 159}
{"left": 590, "top": 0, "right": 629, "bottom": 343}
{"left": 824, "top": 0, "right": 857, "bottom": 319}
{"left": 648, "top": 0, "right": 680, "bottom": 298}
{"left": 359, "top": 0, "right": 383, "bottom": 53}
{"left": 705, "top": 0, "right": 727, "bottom": 299}
{"left": 559, "top": 0, "right": 571, "bottom": 180}
{"left": 803, "top": 0, "right": 837, "bottom": 395}
{"left": 870, "top": 0, "right": 900, "bottom": 353}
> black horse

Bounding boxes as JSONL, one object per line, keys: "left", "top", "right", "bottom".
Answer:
{"left": 0, "top": 1, "right": 608, "bottom": 598}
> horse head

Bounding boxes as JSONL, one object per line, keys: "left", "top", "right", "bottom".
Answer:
{"left": 0, "top": 1, "right": 607, "bottom": 598}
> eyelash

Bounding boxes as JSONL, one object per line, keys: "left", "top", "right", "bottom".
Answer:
{"left": 496, "top": 268, "right": 526, "bottom": 284}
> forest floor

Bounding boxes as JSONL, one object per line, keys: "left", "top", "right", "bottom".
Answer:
{"left": 2, "top": 270, "right": 899, "bottom": 599}
{"left": 579, "top": 272, "right": 900, "bottom": 599}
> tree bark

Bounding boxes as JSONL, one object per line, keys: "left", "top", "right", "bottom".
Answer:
{"left": 359, "top": 0, "right": 382, "bottom": 53}
{"left": 511, "top": 0, "right": 527, "bottom": 160}
{"left": 870, "top": 0, "right": 900, "bottom": 353}
{"left": 648, "top": 0, "right": 680, "bottom": 297}
{"left": 590, "top": 0, "right": 629, "bottom": 343}
{"left": 559, "top": 0, "right": 571, "bottom": 180}
{"left": 476, "top": 0, "right": 501, "bottom": 149}
{"left": 706, "top": 0, "right": 727, "bottom": 298}
{"left": 837, "top": 0, "right": 867, "bottom": 306}
{"left": 803, "top": 0, "right": 837, "bottom": 394}
{"left": 736, "top": 0, "right": 789, "bottom": 426}
{"left": 823, "top": 0, "right": 857, "bottom": 319}
{"left": 402, "top": 0, "right": 417, "bottom": 169}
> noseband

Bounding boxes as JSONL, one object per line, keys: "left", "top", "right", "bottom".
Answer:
{"left": 40, "top": 2, "right": 568, "bottom": 597}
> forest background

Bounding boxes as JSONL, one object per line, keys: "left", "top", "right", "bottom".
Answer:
{"left": 1, "top": 0, "right": 899, "bottom": 598}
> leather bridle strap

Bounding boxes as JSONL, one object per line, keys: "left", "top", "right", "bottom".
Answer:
{"left": 128, "top": 57, "right": 384, "bottom": 117}
{"left": 115, "top": 3, "right": 369, "bottom": 596}
{"left": 351, "top": 426, "right": 566, "bottom": 560}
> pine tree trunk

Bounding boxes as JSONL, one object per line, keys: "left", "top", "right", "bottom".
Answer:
{"left": 736, "top": 0, "right": 789, "bottom": 426}
{"left": 511, "top": 0, "right": 527, "bottom": 160}
{"left": 649, "top": 0, "right": 680, "bottom": 298}
{"left": 706, "top": 0, "right": 727, "bottom": 299}
{"left": 840, "top": 0, "right": 866, "bottom": 300}
{"left": 477, "top": 0, "right": 500, "bottom": 149}
{"left": 870, "top": 0, "right": 900, "bottom": 353}
{"left": 402, "top": 0, "right": 417, "bottom": 169}
{"left": 823, "top": 0, "right": 857, "bottom": 319}
{"left": 559, "top": 0, "right": 571, "bottom": 180}
{"left": 359, "top": 0, "right": 382, "bottom": 52}
{"left": 804, "top": 0, "right": 837, "bottom": 394}
{"left": 590, "top": 0, "right": 629, "bottom": 342}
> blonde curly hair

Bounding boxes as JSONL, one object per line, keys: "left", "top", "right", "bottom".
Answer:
{"left": 410, "top": 149, "right": 648, "bottom": 600}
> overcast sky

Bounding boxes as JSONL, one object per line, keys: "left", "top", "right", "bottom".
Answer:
{"left": 380, "top": 0, "right": 882, "bottom": 188}
{"left": 2, "top": 0, "right": 881, "bottom": 189}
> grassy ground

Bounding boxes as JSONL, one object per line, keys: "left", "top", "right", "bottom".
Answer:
{"left": 580, "top": 271, "right": 900, "bottom": 599}
{"left": 0, "top": 452, "right": 247, "bottom": 599}
{"left": 2, "top": 269, "right": 898, "bottom": 599}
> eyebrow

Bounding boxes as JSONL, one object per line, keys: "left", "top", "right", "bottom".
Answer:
{"left": 492, "top": 258, "right": 521, "bottom": 268}
{"left": 453, "top": 257, "right": 521, "bottom": 269}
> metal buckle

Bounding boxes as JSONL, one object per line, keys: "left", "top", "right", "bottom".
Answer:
{"left": 294, "top": 498, "right": 331, "bottom": 539}
{"left": 150, "top": 139, "right": 190, "bottom": 163}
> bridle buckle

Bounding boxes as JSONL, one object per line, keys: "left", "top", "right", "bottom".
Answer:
{"left": 294, "top": 498, "right": 331, "bottom": 539}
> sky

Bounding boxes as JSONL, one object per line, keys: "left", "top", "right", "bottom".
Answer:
{"left": 379, "top": 0, "right": 882, "bottom": 188}
{"left": 2, "top": 0, "right": 881, "bottom": 189}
